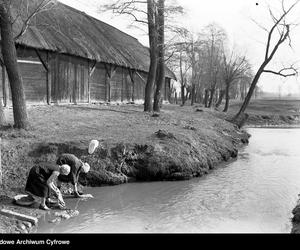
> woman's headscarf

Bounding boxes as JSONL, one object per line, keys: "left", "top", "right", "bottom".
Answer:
{"left": 60, "top": 164, "right": 71, "bottom": 175}
{"left": 82, "top": 162, "right": 90, "bottom": 173}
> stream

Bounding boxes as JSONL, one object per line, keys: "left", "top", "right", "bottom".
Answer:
{"left": 36, "top": 128, "right": 300, "bottom": 233}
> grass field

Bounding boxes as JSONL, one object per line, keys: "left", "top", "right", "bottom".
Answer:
{"left": 228, "top": 98, "right": 300, "bottom": 116}
{"left": 217, "top": 98, "right": 300, "bottom": 126}
{"left": 2, "top": 103, "right": 234, "bottom": 144}
{"left": 0, "top": 101, "right": 254, "bottom": 195}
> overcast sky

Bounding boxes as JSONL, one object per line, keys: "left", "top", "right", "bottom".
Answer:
{"left": 59, "top": 0, "right": 300, "bottom": 95}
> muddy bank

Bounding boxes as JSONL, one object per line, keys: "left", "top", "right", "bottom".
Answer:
{"left": 1, "top": 126, "right": 250, "bottom": 190}
{"left": 0, "top": 195, "right": 40, "bottom": 233}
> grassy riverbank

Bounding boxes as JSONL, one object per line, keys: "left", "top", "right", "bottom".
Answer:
{"left": 1, "top": 98, "right": 299, "bottom": 233}
{"left": 0, "top": 103, "right": 250, "bottom": 233}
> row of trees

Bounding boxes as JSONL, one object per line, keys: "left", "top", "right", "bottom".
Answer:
{"left": 102, "top": 0, "right": 184, "bottom": 112}
{"left": 165, "top": 23, "right": 254, "bottom": 112}
{"left": 103, "top": 0, "right": 299, "bottom": 125}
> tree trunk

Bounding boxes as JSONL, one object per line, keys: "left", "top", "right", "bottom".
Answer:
{"left": 144, "top": 0, "right": 158, "bottom": 112}
{"left": 153, "top": 0, "right": 165, "bottom": 112}
{"left": 204, "top": 89, "right": 210, "bottom": 108}
{"left": 197, "top": 84, "right": 204, "bottom": 104}
{"left": 180, "top": 84, "right": 185, "bottom": 105}
{"left": 0, "top": 3, "right": 29, "bottom": 129}
{"left": 233, "top": 68, "right": 264, "bottom": 120}
{"left": 0, "top": 64, "right": 6, "bottom": 125}
{"left": 185, "top": 90, "right": 189, "bottom": 101}
{"left": 179, "top": 53, "right": 186, "bottom": 106}
{"left": 0, "top": 100, "right": 5, "bottom": 126}
{"left": 190, "top": 42, "right": 196, "bottom": 106}
{"left": 240, "top": 85, "right": 244, "bottom": 100}
{"left": 215, "top": 89, "right": 225, "bottom": 108}
{"left": 208, "top": 74, "right": 218, "bottom": 108}
{"left": 208, "top": 88, "right": 215, "bottom": 108}
{"left": 223, "top": 82, "right": 230, "bottom": 112}
{"left": 191, "top": 84, "right": 195, "bottom": 106}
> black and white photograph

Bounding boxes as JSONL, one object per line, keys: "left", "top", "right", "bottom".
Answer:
{"left": 0, "top": 0, "right": 300, "bottom": 239}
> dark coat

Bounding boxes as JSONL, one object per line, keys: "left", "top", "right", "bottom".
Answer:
{"left": 56, "top": 154, "right": 83, "bottom": 185}
{"left": 25, "top": 164, "right": 59, "bottom": 198}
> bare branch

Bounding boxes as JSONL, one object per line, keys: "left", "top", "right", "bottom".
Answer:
{"left": 267, "top": 24, "right": 290, "bottom": 62}
{"left": 14, "top": 0, "right": 55, "bottom": 41}
{"left": 250, "top": 17, "right": 268, "bottom": 32}
{"left": 119, "top": 11, "right": 148, "bottom": 24}
{"left": 164, "top": 49, "right": 175, "bottom": 63}
{"left": 263, "top": 66, "right": 298, "bottom": 77}
{"left": 265, "top": 0, "right": 299, "bottom": 60}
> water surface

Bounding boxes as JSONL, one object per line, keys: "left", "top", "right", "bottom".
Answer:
{"left": 37, "top": 128, "right": 300, "bottom": 233}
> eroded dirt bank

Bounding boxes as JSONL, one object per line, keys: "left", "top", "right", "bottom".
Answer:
{"left": 0, "top": 104, "right": 252, "bottom": 233}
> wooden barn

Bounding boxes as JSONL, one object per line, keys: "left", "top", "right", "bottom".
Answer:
{"left": 0, "top": 0, "right": 176, "bottom": 106}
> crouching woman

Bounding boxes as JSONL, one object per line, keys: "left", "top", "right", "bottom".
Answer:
{"left": 25, "top": 163, "right": 71, "bottom": 210}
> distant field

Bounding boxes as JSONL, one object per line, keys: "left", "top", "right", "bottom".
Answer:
{"left": 227, "top": 98, "right": 300, "bottom": 116}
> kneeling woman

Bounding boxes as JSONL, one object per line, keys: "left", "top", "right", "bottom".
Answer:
{"left": 25, "top": 163, "right": 71, "bottom": 210}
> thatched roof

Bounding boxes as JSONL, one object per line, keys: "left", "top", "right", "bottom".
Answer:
{"left": 11, "top": 0, "right": 176, "bottom": 79}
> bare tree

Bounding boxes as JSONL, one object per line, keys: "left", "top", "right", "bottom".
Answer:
{"left": 167, "top": 29, "right": 207, "bottom": 106}
{"left": 178, "top": 48, "right": 190, "bottom": 105}
{"left": 165, "top": 27, "right": 191, "bottom": 106}
{"left": 222, "top": 53, "right": 251, "bottom": 112}
{"left": 232, "top": 0, "right": 299, "bottom": 125}
{"left": 0, "top": 0, "right": 54, "bottom": 129}
{"left": 153, "top": 0, "right": 165, "bottom": 112}
{"left": 100, "top": 0, "right": 183, "bottom": 112}
{"left": 186, "top": 35, "right": 204, "bottom": 106}
{"left": 166, "top": 24, "right": 229, "bottom": 108}
{"left": 144, "top": 0, "right": 159, "bottom": 111}
{"left": 203, "top": 24, "right": 227, "bottom": 108}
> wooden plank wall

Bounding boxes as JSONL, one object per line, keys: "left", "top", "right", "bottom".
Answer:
{"left": 161, "top": 78, "right": 166, "bottom": 100}
{"left": 123, "top": 73, "right": 133, "bottom": 102}
{"left": 110, "top": 67, "right": 122, "bottom": 102}
{"left": 90, "top": 63, "right": 106, "bottom": 102}
{"left": 134, "top": 71, "right": 146, "bottom": 101}
{"left": 165, "top": 78, "right": 171, "bottom": 101}
{"left": 50, "top": 54, "right": 89, "bottom": 104}
{"left": 0, "top": 47, "right": 172, "bottom": 106}
{"left": 0, "top": 65, "right": 11, "bottom": 107}
{"left": 17, "top": 48, "right": 47, "bottom": 103}
{"left": 90, "top": 64, "right": 135, "bottom": 103}
{"left": 18, "top": 62, "right": 47, "bottom": 102}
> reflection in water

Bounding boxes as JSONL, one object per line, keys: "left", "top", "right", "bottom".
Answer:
{"left": 37, "top": 128, "right": 300, "bottom": 233}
